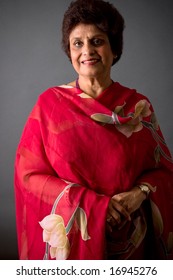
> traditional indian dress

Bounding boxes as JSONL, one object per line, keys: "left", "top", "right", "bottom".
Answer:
{"left": 14, "top": 82, "right": 173, "bottom": 260}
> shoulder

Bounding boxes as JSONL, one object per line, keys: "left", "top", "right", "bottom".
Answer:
{"left": 30, "top": 85, "right": 75, "bottom": 117}
{"left": 40, "top": 84, "right": 73, "bottom": 97}
{"left": 37, "top": 84, "right": 74, "bottom": 103}
{"left": 114, "top": 82, "right": 154, "bottom": 116}
{"left": 115, "top": 82, "right": 150, "bottom": 102}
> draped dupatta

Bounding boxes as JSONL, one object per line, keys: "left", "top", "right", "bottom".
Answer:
{"left": 14, "top": 82, "right": 173, "bottom": 259}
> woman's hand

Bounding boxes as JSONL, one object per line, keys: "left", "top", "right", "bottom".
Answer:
{"left": 106, "top": 186, "right": 146, "bottom": 231}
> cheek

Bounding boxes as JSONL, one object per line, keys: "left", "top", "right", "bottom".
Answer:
{"left": 71, "top": 56, "right": 79, "bottom": 69}
{"left": 70, "top": 55, "right": 80, "bottom": 73}
{"left": 70, "top": 50, "right": 79, "bottom": 64}
{"left": 103, "top": 49, "right": 114, "bottom": 64}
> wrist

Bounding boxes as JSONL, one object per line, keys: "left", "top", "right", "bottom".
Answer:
{"left": 138, "top": 184, "right": 150, "bottom": 198}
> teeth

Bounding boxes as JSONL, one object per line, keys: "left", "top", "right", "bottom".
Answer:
{"left": 82, "top": 59, "right": 98, "bottom": 63}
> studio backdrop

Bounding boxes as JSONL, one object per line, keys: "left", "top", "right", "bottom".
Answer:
{"left": 0, "top": 0, "right": 173, "bottom": 259}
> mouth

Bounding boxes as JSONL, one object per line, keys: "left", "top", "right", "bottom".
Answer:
{"left": 81, "top": 58, "right": 100, "bottom": 65}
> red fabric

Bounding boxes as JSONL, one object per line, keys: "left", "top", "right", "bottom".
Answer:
{"left": 14, "top": 82, "right": 173, "bottom": 259}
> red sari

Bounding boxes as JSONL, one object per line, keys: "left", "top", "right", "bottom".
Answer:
{"left": 14, "top": 82, "right": 173, "bottom": 260}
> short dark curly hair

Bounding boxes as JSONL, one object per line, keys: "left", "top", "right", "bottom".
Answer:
{"left": 61, "top": 0, "right": 125, "bottom": 65}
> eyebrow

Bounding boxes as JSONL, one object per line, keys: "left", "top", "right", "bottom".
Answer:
{"left": 70, "top": 33, "right": 106, "bottom": 41}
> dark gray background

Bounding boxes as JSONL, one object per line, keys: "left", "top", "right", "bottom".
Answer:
{"left": 0, "top": 0, "right": 173, "bottom": 259}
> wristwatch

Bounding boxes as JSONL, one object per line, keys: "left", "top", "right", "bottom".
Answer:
{"left": 138, "top": 184, "right": 150, "bottom": 197}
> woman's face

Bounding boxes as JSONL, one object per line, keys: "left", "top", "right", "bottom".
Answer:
{"left": 69, "top": 24, "right": 115, "bottom": 80}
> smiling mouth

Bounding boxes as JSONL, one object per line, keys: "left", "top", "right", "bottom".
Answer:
{"left": 81, "top": 59, "right": 100, "bottom": 65}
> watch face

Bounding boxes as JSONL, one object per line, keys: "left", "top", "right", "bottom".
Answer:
{"left": 143, "top": 186, "right": 149, "bottom": 192}
{"left": 139, "top": 185, "right": 150, "bottom": 195}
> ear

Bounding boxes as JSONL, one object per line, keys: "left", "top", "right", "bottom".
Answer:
{"left": 112, "top": 54, "right": 118, "bottom": 66}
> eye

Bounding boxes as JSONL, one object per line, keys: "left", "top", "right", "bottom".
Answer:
{"left": 73, "top": 40, "right": 83, "bottom": 48}
{"left": 92, "top": 38, "right": 104, "bottom": 46}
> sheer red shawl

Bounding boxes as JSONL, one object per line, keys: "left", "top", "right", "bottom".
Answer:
{"left": 14, "top": 82, "right": 173, "bottom": 259}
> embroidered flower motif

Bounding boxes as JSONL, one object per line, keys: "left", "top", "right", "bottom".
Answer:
{"left": 133, "top": 99, "right": 151, "bottom": 119}
{"left": 39, "top": 214, "right": 70, "bottom": 260}
{"left": 91, "top": 99, "right": 173, "bottom": 164}
{"left": 150, "top": 112, "right": 159, "bottom": 130}
{"left": 39, "top": 183, "right": 91, "bottom": 260}
{"left": 91, "top": 99, "right": 152, "bottom": 138}
{"left": 113, "top": 102, "right": 126, "bottom": 116}
{"left": 115, "top": 100, "right": 151, "bottom": 137}
{"left": 150, "top": 200, "right": 163, "bottom": 237}
{"left": 75, "top": 207, "right": 91, "bottom": 241}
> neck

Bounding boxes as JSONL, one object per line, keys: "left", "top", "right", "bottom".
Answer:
{"left": 77, "top": 76, "right": 113, "bottom": 98}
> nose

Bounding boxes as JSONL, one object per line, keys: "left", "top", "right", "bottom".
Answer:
{"left": 82, "top": 41, "right": 95, "bottom": 56}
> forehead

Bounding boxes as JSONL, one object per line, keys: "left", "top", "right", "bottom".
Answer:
{"left": 69, "top": 23, "right": 106, "bottom": 39}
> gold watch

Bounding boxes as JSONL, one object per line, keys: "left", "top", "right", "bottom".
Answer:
{"left": 138, "top": 184, "right": 150, "bottom": 197}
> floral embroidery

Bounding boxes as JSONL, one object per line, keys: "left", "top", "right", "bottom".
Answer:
{"left": 91, "top": 99, "right": 152, "bottom": 137}
{"left": 150, "top": 200, "right": 163, "bottom": 237}
{"left": 91, "top": 99, "right": 173, "bottom": 164}
{"left": 39, "top": 214, "right": 70, "bottom": 260}
{"left": 116, "top": 99, "right": 152, "bottom": 137}
{"left": 151, "top": 202, "right": 173, "bottom": 255}
{"left": 39, "top": 183, "right": 90, "bottom": 260}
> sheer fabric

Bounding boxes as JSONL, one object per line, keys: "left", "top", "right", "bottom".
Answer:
{"left": 14, "top": 82, "right": 173, "bottom": 259}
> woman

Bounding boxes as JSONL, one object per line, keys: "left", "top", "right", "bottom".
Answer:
{"left": 14, "top": 0, "right": 173, "bottom": 260}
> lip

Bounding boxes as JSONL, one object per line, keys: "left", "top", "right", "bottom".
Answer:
{"left": 81, "top": 58, "right": 100, "bottom": 65}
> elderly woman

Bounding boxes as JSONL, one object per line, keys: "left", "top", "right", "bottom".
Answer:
{"left": 14, "top": 0, "right": 173, "bottom": 260}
